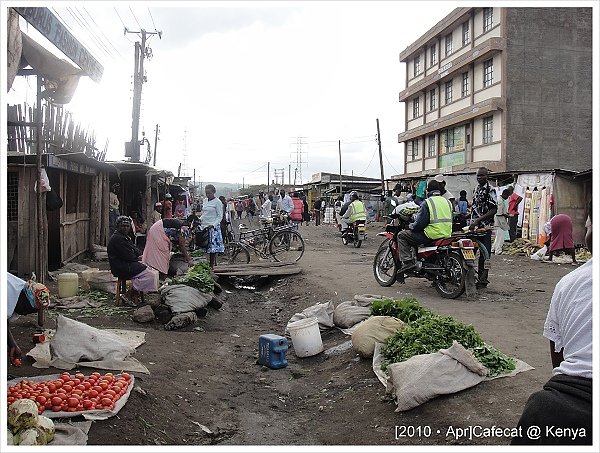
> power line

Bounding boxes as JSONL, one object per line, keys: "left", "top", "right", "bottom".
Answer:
{"left": 82, "top": 7, "right": 125, "bottom": 60}
{"left": 51, "top": 8, "right": 109, "bottom": 65}
{"left": 357, "top": 146, "right": 378, "bottom": 176}
{"left": 67, "top": 7, "right": 115, "bottom": 61}
{"left": 147, "top": 7, "right": 158, "bottom": 31}
{"left": 382, "top": 150, "right": 401, "bottom": 175}
{"left": 129, "top": 6, "right": 142, "bottom": 29}
{"left": 242, "top": 163, "right": 268, "bottom": 177}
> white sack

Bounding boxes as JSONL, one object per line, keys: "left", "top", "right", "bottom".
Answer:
{"left": 160, "top": 284, "right": 212, "bottom": 315}
{"left": 333, "top": 300, "right": 371, "bottom": 329}
{"left": 286, "top": 301, "right": 335, "bottom": 333}
{"left": 386, "top": 341, "right": 487, "bottom": 411}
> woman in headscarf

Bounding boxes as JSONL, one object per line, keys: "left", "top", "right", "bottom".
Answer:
{"left": 200, "top": 184, "right": 225, "bottom": 268}
{"left": 107, "top": 216, "right": 159, "bottom": 305}
{"left": 142, "top": 217, "right": 193, "bottom": 278}
{"left": 547, "top": 213, "right": 577, "bottom": 264}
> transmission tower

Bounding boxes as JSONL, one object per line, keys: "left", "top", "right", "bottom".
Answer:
{"left": 291, "top": 137, "right": 308, "bottom": 185}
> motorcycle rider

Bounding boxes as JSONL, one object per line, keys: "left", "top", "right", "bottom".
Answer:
{"left": 396, "top": 180, "right": 453, "bottom": 273}
{"left": 340, "top": 191, "right": 367, "bottom": 236}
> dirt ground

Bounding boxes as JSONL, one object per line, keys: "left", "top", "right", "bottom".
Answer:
{"left": 7, "top": 219, "right": 581, "bottom": 447}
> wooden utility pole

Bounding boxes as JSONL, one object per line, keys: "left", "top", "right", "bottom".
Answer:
{"left": 126, "top": 28, "right": 161, "bottom": 162}
{"left": 267, "top": 161, "right": 270, "bottom": 194}
{"left": 288, "top": 164, "right": 291, "bottom": 186}
{"left": 338, "top": 139, "right": 342, "bottom": 196}
{"left": 153, "top": 123, "right": 159, "bottom": 166}
{"left": 376, "top": 118, "right": 385, "bottom": 195}
{"left": 35, "top": 74, "right": 46, "bottom": 285}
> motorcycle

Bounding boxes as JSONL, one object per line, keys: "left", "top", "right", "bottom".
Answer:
{"left": 341, "top": 220, "right": 366, "bottom": 248}
{"left": 373, "top": 214, "right": 483, "bottom": 299}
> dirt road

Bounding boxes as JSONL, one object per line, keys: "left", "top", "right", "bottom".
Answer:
{"left": 8, "top": 220, "right": 578, "bottom": 447}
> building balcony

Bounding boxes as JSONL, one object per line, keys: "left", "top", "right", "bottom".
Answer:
{"left": 399, "top": 37, "right": 506, "bottom": 102}
{"left": 398, "top": 97, "right": 505, "bottom": 143}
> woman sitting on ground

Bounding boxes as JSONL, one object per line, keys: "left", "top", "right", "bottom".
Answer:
{"left": 107, "top": 216, "right": 159, "bottom": 305}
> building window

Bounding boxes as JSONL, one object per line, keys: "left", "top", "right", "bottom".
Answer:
{"left": 412, "top": 97, "right": 420, "bottom": 118}
{"left": 445, "top": 33, "right": 453, "bottom": 57}
{"left": 407, "top": 140, "right": 420, "bottom": 160}
{"left": 483, "top": 59, "right": 494, "bottom": 87}
{"left": 8, "top": 172, "right": 18, "bottom": 222}
{"left": 444, "top": 80, "right": 453, "bottom": 104}
{"left": 483, "top": 7, "right": 493, "bottom": 32}
{"left": 428, "top": 135, "right": 436, "bottom": 157}
{"left": 430, "top": 45, "right": 436, "bottom": 66}
{"left": 462, "top": 21, "right": 470, "bottom": 46}
{"left": 461, "top": 72, "right": 469, "bottom": 97}
{"left": 429, "top": 88, "right": 436, "bottom": 111}
{"left": 482, "top": 116, "right": 493, "bottom": 144}
{"left": 414, "top": 55, "right": 421, "bottom": 77}
{"left": 443, "top": 129, "right": 455, "bottom": 152}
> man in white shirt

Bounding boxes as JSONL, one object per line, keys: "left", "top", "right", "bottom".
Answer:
{"left": 276, "top": 189, "right": 294, "bottom": 214}
{"left": 512, "top": 214, "right": 592, "bottom": 445}
{"left": 261, "top": 194, "right": 273, "bottom": 219}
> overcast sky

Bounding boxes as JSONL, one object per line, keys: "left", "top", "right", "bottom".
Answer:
{"left": 6, "top": 1, "right": 457, "bottom": 186}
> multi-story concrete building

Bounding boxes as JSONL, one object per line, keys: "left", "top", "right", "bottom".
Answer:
{"left": 397, "top": 7, "right": 592, "bottom": 177}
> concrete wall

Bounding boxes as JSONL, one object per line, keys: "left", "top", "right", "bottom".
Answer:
{"left": 505, "top": 7, "right": 592, "bottom": 172}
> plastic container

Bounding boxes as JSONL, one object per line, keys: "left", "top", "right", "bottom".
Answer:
{"left": 258, "top": 334, "right": 288, "bottom": 369}
{"left": 58, "top": 272, "right": 79, "bottom": 298}
{"left": 287, "top": 317, "right": 324, "bottom": 358}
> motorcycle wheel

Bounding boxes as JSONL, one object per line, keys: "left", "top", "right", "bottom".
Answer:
{"left": 373, "top": 246, "right": 397, "bottom": 287}
{"left": 433, "top": 251, "right": 466, "bottom": 299}
{"left": 353, "top": 239, "right": 362, "bottom": 248}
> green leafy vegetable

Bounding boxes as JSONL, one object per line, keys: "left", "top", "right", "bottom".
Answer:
{"left": 171, "top": 262, "right": 214, "bottom": 293}
{"left": 378, "top": 299, "right": 516, "bottom": 377}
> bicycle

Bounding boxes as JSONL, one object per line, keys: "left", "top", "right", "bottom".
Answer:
{"left": 218, "top": 222, "right": 305, "bottom": 264}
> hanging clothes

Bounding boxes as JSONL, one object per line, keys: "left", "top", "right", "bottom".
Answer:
{"left": 529, "top": 189, "right": 541, "bottom": 241}
{"left": 522, "top": 189, "right": 532, "bottom": 240}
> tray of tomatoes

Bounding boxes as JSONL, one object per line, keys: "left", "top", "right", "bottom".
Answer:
{"left": 7, "top": 371, "right": 134, "bottom": 419}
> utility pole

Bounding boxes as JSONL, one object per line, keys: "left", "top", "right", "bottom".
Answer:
{"left": 153, "top": 123, "right": 159, "bottom": 166}
{"left": 338, "top": 139, "right": 342, "bottom": 196}
{"left": 376, "top": 118, "right": 385, "bottom": 196}
{"left": 267, "top": 162, "right": 270, "bottom": 194}
{"left": 288, "top": 164, "right": 291, "bottom": 186}
{"left": 125, "top": 28, "right": 162, "bottom": 162}
{"left": 178, "top": 163, "right": 181, "bottom": 177}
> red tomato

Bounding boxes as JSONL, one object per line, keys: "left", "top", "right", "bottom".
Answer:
{"left": 51, "top": 396, "right": 62, "bottom": 406}
{"left": 51, "top": 405, "right": 62, "bottom": 412}
{"left": 99, "top": 383, "right": 108, "bottom": 391}
{"left": 83, "top": 382, "right": 92, "bottom": 390}
{"left": 112, "top": 382, "right": 124, "bottom": 390}
{"left": 121, "top": 373, "right": 131, "bottom": 381}
{"left": 45, "top": 401, "right": 52, "bottom": 410}
{"left": 88, "top": 390, "right": 99, "bottom": 398}
{"left": 60, "top": 374, "right": 71, "bottom": 382}
{"left": 82, "top": 400, "right": 93, "bottom": 409}
{"left": 54, "top": 380, "right": 63, "bottom": 389}
{"left": 75, "top": 373, "right": 85, "bottom": 380}
{"left": 71, "top": 379, "right": 80, "bottom": 386}
{"left": 36, "top": 396, "right": 47, "bottom": 405}
{"left": 104, "top": 372, "right": 114, "bottom": 378}
{"left": 100, "top": 397, "right": 112, "bottom": 406}
{"left": 93, "top": 386, "right": 103, "bottom": 393}
{"left": 91, "top": 372, "right": 101, "bottom": 378}
{"left": 62, "top": 384, "right": 73, "bottom": 393}
{"left": 56, "top": 388, "right": 66, "bottom": 395}
{"left": 71, "top": 389, "right": 83, "bottom": 396}
{"left": 75, "top": 385, "right": 86, "bottom": 391}
{"left": 103, "top": 375, "right": 114, "bottom": 383}
{"left": 67, "top": 397, "right": 79, "bottom": 408}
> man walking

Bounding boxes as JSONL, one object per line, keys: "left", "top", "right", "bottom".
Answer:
{"left": 313, "top": 198, "right": 322, "bottom": 226}
{"left": 469, "top": 167, "right": 497, "bottom": 288}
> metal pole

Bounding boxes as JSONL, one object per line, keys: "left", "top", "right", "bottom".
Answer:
{"left": 338, "top": 139, "right": 342, "bottom": 196}
{"left": 267, "top": 161, "right": 270, "bottom": 194}
{"left": 377, "top": 118, "right": 385, "bottom": 195}
{"left": 36, "top": 74, "right": 45, "bottom": 285}
{"left": 153, "top": 123, "right": 159, "bottom": 166}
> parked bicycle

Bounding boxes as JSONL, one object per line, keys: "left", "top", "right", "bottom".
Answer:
{"left": 218, "top": 221, "right": 304, "bottom": 264}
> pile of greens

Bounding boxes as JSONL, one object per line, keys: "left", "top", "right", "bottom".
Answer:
{"left": 172, "top": 262, "right": 214, "bottom": 293}
{"left": 375, "top": 299, "right": 516, "bottom": 377}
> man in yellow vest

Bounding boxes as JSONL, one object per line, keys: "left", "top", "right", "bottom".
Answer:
{"left": 396, "top": 180, "right": 453, "bottom": 273}
{"left": 341, "top": 191, "right": 367, "bottom": 234}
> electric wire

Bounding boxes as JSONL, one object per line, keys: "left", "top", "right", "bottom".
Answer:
{"left": 357, "top": 146, "right": 378, "bottom": 176}
{"left": 129, "top": 6, "right": 143, "bottom": 29}
{"left": 67, "top": 7, "right": 116, "bottom": 61}
{"left": 62, "top": 7, "right": 112, "bottom": 64}
{"left": 147, "top": 7, "right": 158, "bottom": 31}
{"left": 382, "top": 150, "right": 401, "bottom": 175}
{"left": 82, "top": 7, "right": 125, "bottom": 59}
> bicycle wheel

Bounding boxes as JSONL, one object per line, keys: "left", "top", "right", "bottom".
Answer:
{"left": 218, "top": 243, "right": 250, "bottom": 265}
{"left": 270, "top": 230, "right": 305, "bottom": 262}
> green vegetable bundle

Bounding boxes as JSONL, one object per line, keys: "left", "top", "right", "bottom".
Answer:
{"left": 377, "top": 299, "right": 516, "bottom": 377}
{"left": 172, "top": 262, "right": 214, "bottom": 293}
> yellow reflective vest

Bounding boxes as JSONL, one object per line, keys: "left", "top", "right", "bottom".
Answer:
{"left": 349, "top": 200, "right": 367, "bottom": 223}
{"left": 424, "top": 196, "right": 453, "bottom": 239}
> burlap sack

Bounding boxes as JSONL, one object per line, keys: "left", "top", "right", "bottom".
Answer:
{"left": 386, "top": 341, "right": 487, "bottom": 411}
{"left": 333, "top": 301, "right": 371, "bottom": 329}
{"left": 352, "top": 316, "right": 405, "bottom": 358}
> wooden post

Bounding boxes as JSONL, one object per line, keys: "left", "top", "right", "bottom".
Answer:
{"left": 338, "top": 140, "right": 342, "bottom": 196}
{"left": 35, "top": 74, "right": 47, "bottom": 284}
{"left": 376, "top": 118, "right": 385, "bottom": 195}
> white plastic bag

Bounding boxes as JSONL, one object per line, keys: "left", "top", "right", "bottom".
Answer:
{"left": 530, "top": 244, "right": 547, "bottom": 261}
